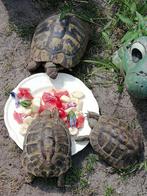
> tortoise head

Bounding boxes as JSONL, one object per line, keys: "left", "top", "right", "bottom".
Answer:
{"left": 40, "top": 107, "right": 59, "bottom": 118}
{"left": 113, "top": 36, "right": 147, "bottom": 99}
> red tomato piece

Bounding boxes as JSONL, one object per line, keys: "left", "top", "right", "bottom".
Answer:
{"left": 76, "top": 115, "right": 85, "bottom": 128}
{"left": 13, "top": 111, "right": 25, "bottom": 124}
{"left": 54, "top": 90, "right": 70, "bottom": 99}
{"left": 17, "top": 88, "right": 33, "bottom": 100}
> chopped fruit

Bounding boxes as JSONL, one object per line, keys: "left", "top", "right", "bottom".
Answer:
{"left": 76, "top": 100, "right": 83, "bottom": 111}
{"left": 32, "top": 97, "right": 41, "bottom": 113}
{"left": 65, "top": 107, "right": 77, "bottom": 113}
{"left": 54, "top": 90, "right": 69, "bottom": 98}
{"left": 69, "top": 127, "right": 79, "bottom": 136}
{"left": 19, "top": 124, "right": 29, "bottom": 135}
{"left": 62, "top": 103, "right": 69, "bottom": 110}
{"left": 59, "top": 108, "right": 67, "bottom": 119}
{"left": 38, "top": 103, "right": 49, "bottom": 113}
{"left": 71, "top": 91, "right": 85, "bottom": 99}
{"left": 13, "top": 87, "right": 85, "bottom": 136}
{"left": 42, "top": 92, "right": 62, "bottom": 109}
{"left": 76, "top": 115, "right": 85, "bottom": 128}
{"left": 42, "top": 92, "right": 57, "bottom": 106}
{"left": 70, "top": 97, "right": 79, "bottom": 104}
{"left": 55, "top": 97, "right": 62, "bottom": 108}
{"left": 17, "top": 88, "right": 33, "bottom": 100}
{"left": 16, "top": 106, "right": 31, "bottom": 116}
{"left": 23, "top": 116, "right": 34, "bottom": 125}
{"left": 13, "top": 111, "right": 25, "bottom": 124}
{"left": 60, "top": 95, "right": 71, "bottom": 103}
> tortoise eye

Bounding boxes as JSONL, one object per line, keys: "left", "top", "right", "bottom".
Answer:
{"left": 131, "top": 42, "right": 146, "bottom": 63}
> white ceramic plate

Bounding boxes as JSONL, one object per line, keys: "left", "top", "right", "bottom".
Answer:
{"left": 4, "top": 73, "right": 99, "bottom": 155}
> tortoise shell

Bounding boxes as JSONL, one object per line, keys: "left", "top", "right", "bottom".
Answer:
{"left": 22, "top": 109, "right": 71, "bottom": 183}
{"left": 90, "top": 115, "right": 144, "bottom": 169}
{"left": 30, "top": 14, "right": 90, "bottom": 68}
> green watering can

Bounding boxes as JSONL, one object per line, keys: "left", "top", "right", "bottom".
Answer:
{"left": 113, "top": 36, "right": 147, "bottom": 99}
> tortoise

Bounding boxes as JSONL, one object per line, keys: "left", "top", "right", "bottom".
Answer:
{"left": 27, "top": 14, "right": 90, "bottom": 79}
{"left": 22, "top": 108, "right": 71, "bottom": 187}
{"left": 76, "top": 112, "right": 144, "bottom": 169}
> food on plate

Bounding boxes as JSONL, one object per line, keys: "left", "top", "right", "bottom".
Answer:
{"left": 71, "top": 91, "right": 85, "bottom": 99}
{"left": 31, "top": 97, "right": 41, "bottom": 113}
{"left": 11, "top": 87, "right": 85, "bottom": 136}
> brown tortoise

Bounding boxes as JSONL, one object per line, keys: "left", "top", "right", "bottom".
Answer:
{"left": 22, "top": 108, "right": 71, "bottom": 187}
{"left": 27, "top": 14, "right": 90, "bottom": 78}
{"left": 76, "top": 112, "right": 144, "bottom": 169}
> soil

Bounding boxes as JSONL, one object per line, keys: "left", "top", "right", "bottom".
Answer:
{"left": 0, "top": 1, "right": 147, "bottom": 196}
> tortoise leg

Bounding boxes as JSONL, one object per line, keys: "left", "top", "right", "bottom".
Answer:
{"left": 87, "top": 112, "right": 99, "bottom": 129}
{"left": 57, "top": 174, "right": 65, "bottom": 187}
{"left": 25, "top": 173, "right": 34, "bottom": 184}
{"left": 44, "top": 62, "right": 58, "bottom": 79}
{"left": 27, "top": 61, "right": 40, "bottom": 71}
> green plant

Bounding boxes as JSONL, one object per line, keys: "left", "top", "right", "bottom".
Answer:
{"left": 85, "top": 154, "right": 99, "bottom": 173}
{"left": 4, "top": 85, "right": 13, "bottom": 96}
{"left": 65, "top": 166, "right": 82, "bottom": 185}
{"left": 83, "top": 58, "right": 124, "bottom": 92}
{"left": 114, "top": 160, "right": 147, "bottom": 180}
{"left": 104, "top": 185, "right": 114, "bottom": 196}
{"left": 65, "top": 154, "right": 99, "bottom": 191}
{"left": 59, "top": 0, "right": 102, "bottom": 23}
{"left": 101, "top": 0, "right": 147, "bottom": 50}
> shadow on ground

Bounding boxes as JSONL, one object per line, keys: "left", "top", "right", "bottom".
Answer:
{"left": 1, "top": 0, "right": 58, "bottom": 40}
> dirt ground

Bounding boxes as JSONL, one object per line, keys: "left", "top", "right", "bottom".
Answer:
{"left": 1, "top": 1, "right": 147, "bottom": 196}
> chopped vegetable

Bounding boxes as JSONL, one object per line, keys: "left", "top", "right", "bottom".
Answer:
{"left": 20, "top": 100, "right": 32, "bottom": 108}
{"left": 67, "top": 110, "right": 77, "bottom": 127}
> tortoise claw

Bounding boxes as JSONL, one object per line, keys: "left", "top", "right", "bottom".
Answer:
{"left": 27, "top": 61, "right": 40, "bottom": 72}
